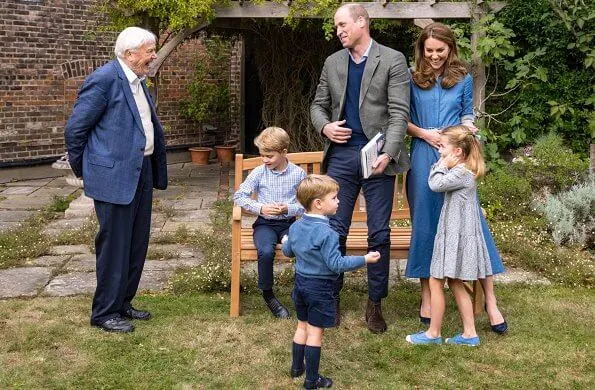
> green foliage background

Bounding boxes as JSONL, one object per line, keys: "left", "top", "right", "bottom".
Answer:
{"left": 476, "top": 0, "right": 594, "bottom": 159}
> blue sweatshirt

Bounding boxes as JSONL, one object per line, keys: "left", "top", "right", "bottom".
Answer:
{"left": 282, "top": 215, "right": 366, "bottom": 280}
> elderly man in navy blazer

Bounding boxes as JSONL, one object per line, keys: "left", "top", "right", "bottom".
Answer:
{"left": 65, "top": 27, "right": 168, "bottom": 333}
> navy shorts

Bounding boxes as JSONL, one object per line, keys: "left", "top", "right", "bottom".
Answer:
{"left": 292, "top": 274, "right": 336, "bottom": 328}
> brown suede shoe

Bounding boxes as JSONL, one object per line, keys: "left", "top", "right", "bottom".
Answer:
{"left": 365, "top": 299, "right": 387, "bottom": 334}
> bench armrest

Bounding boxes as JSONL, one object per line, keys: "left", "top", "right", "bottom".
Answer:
{"left": 232, "top": 205, "right": 242, "bottom": 221}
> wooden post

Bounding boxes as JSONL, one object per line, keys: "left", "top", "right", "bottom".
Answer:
{"left": 470, "top": 3, "right": 486, "bottom": 128}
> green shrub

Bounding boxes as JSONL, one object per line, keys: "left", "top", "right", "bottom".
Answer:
{"left": 491, "top": 217, "right": 594, "bottom": 288}
{"left": 514, "top": 133, "right": 589, "bottom": 193}
{"left": 539, "top": 177, "right": 595, "bottom": 249}
{"left": 478, "top": 167, "right": 533, "bottom": 220}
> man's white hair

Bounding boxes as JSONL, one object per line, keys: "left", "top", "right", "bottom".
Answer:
{"left": 114, "top": 27, "right": 157, "bottom": 59}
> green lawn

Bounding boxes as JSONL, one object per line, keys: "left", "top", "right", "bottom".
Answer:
{"left": 0, "top": 283, "right": 593, "bottom": 389}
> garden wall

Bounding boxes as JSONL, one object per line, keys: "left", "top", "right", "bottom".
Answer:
{"left": 0, "top": 0, "right": 240, "bottom": 167}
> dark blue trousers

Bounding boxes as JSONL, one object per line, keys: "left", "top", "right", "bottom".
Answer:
{"left": 91, "top": 157, "right": 153, "bottom": 323}
{"left": 252, "top": 216, "right": 294, "bottom": 291}
{"left": 326, "top": 145, "right": 395, "bottom": 302}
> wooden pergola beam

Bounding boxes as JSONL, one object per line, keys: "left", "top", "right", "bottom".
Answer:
{"left": 214, "top": 1, "right": 505, "bottom": 19}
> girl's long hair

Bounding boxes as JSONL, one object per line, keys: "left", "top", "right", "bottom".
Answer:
{"left": 411, "top": 22, "right": 468, "bottom": 90}
{"left": 441, "top": 125, "right": 485, "bottom": 179}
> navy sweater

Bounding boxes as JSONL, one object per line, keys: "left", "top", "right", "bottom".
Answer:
{"left": 282, "top": 215, "right": 366, "bottom": 280}
{"left": 343, "top": 57, "right": 369, "bottom": 146}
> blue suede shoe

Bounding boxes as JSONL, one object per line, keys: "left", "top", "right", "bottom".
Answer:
{"left": 406, "top": 331, "right": 442, "bottom": 345}
{"left": 445, "top": 333, "right": 480, "bottom": 346}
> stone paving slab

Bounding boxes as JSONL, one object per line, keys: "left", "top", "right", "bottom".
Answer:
{"left": 161, "top": 221, "right": 210, "bottom": 232}
{"left": 26, "top": 255, "right": 70, "bottom": 267}
{"left": 64, "top": 254, "right": 96, "bottom": 272}
{"left": 3, "top": 178, "right": 53, "bottom": 187}
{"left": 43, "top": 272, "right": 95, "bottom": 296}
{"left": 0, "top": 267, "right": 52, "bottom": 298}
{"left": 1, "top": 186, "right": 38, "bottom": 195}
{"left": 33, "top": 187, "right": 78, "bottom": 198}
{"left": 0, "top": 195, "right": 57, "bottom": 210}
{"left": 47, "top": 245, "right": 91, "bottom": 255}
{"left": 153, "top": 186, "right": 188, "bottom": 200}
{"left": 42, "top": 218, "right": 89, "bottom": 237}
{"left": 138, "top": 270, "right": 174, "bottom": 292}
{"left": 170, "top": 199, "right": 206, "bottom": 210}
{"left": 147, "top": 244, "right": 199, "bottom": 258}
{"left": 44, "top": 177, "right": 71, "bottom": 188}
{"left": 169, "top": 209, "right": 211, "bottom": 222}
{"left": 0, "top": 210, "right": 35, "bottom": 221}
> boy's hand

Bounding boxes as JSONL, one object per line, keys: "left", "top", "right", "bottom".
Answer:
{"left": 261, "top": 203, "right": 283, "bottom": 216}
{"left": 275, "top": 203, "right": 288, "bottom": 214}
{"left": 364, "top": 251, "right": 381, "bottom": 264}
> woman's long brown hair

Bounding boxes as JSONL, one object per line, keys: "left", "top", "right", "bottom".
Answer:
{"left": 411, "top": 22, "right": 468, "bottom": 90}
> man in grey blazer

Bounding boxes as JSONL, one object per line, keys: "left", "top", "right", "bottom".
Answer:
{"left": 65, "top": 27, "right": 168, "bottom": 333}
{"left": 311, "top": 4, "right": 410, "bottom": 333}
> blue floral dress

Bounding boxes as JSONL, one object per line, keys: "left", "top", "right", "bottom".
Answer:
{"left": 405, "top": 73, "right": 505, "bottom": 278}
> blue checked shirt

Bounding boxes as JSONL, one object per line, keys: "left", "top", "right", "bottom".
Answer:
{"left": 233, "top": 161, "right": 306, "bottom": 220}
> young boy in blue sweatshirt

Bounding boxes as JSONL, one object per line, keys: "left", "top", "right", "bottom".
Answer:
{"left": 282, "top": 174, "right": 380, "bottom": 389}
{"left": 233, "top": 127, "right": 306, "bottom": 318}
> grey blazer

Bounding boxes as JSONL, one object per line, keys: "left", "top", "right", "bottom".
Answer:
{"left": 310, "top": 40, "right": 410, "bottom": 175}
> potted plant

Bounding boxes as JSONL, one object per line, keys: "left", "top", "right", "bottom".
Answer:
{"left": 188, "top": 146, "right": 213, "bottom": 165}
{"left": 181, "top": 36, "right": 233, "bottom": 163}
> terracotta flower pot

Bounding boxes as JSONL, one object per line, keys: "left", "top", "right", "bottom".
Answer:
{"left": 214, "top": 145, "right": 236, "bottom": 164}
{"left": 188, "top": 147, "right": 212, "bottom": 165}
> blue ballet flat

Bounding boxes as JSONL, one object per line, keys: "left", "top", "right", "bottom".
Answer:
{"left": 406, "top": 331, "right": 442, "bottom": 345}
{"left": 445, "top": 333, "right": 480, "bottom": 347}
{"left": 419, "top": 315, "right": 431, "bottom": 325}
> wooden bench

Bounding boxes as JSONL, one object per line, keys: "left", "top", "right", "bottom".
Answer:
{"left": 230, "top": 151, "right": 483, "bottom": 317}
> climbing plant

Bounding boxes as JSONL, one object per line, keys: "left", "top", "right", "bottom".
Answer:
{"left": 473, "top": 0, "right": 594, "bottom": 159}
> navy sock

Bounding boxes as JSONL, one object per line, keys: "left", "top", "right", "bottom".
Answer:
{"left": 305, "top": 345, "right": 321, "bottom": 382}
{"left": 291, "top": 342, "right": 305, "bottom": 371}
{"left": 262, "top": 289, "right": 275, "bottom": 302}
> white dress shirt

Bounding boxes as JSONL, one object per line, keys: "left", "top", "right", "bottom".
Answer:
{"left": 117, "top": 58, "right": 154, "bottom": 156}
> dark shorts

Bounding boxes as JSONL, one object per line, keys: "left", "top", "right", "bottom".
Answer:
{"left": 292, "top": 274, "right": 336, "bottom": 329}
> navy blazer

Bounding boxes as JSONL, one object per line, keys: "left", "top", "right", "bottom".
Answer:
{"left": 65, "top": 60, "right": 168, "bottom": 205}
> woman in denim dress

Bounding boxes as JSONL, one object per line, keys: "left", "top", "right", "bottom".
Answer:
{"left": 404, "top": 22, "right": 508, "bottom": 334}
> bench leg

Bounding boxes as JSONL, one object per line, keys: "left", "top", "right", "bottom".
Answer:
{"left": 472, "top": 280, "right": 485, "bottom": 316}
{"left": 230, "top": 222, "right": 241, "bottom": 317}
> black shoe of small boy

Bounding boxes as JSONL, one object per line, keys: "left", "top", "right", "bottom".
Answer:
{"left": 291, "top": 366, "right": 305, "bottom": 378}
{"left": 304, "top": 375, "right": 333, "bottom": 389}
{"left": 265, "top": 297, "right": 291, "bottom": 319}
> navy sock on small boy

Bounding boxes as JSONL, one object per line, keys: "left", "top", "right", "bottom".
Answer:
{"left": 291, "top": 342, "right": 305, "bottom": 371}
{"left": 304, "top": 345, "right": 322, "bottom": 382}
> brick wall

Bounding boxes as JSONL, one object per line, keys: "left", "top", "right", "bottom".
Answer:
{"left": 0, "top": 0, "right": 239, "bottom": 166}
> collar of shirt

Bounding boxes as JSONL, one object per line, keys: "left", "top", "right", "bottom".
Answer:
{"left": 304, "top": 213, "right": 328, "bottom": 220}
{"left": 117, "top": 58, "right": 146, "bottom": 89}
{"left": 348, "top": 39, "right": 373, "bottom": 64}
{"left": 268, "top": 158, "right": 290, "bottom": 175}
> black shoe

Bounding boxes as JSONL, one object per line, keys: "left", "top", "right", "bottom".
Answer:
{"left": 491, "top": 320, "right": 508, "bottom": 334}
{"left": 304, "top": 375, "right": 333, "bottom": 389}
{"left": 121, "top": 307, "right": 152, "bottom": 321}
{"left": 265, "top": 297, "right": 291, "bottom": 319}
{"left": 291, "top": 366, "right": 305, "bottom": 378}
{"left": 91, "top": 315, "right": 134, "bottom": 333}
